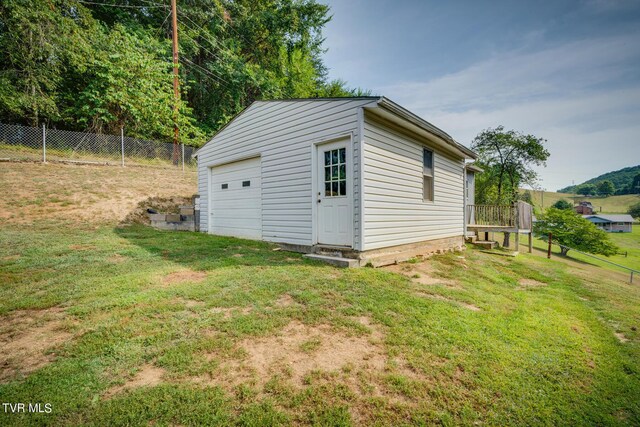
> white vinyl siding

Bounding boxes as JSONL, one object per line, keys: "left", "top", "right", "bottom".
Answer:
{"left": 362, "top": 113, "right": 465, "bottom": 250}
{"left": 197, "top": 99, "right": 373, "bottom": 246}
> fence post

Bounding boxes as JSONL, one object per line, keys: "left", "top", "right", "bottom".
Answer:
{"left": 120, "top": 127, "right": 125, "bottom": 167}
{"left": 547, "top": 233, "right": 552, "bottom": 259}
{"left": 181, "top": 143, "right": 185, "bottom": 172}
{"left": 42, "top": 123, "right": 46, "bottom": 163}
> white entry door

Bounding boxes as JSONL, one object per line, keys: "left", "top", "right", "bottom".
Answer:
{"left": 317, "top": 139, "right": 352, "bottom": 246}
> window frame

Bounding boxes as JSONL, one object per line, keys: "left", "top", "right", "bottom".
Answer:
{"left": 422, "top": 148, "right": 435, "bottom": 202}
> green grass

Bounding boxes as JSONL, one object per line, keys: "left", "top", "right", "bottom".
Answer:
{"left": 1, "top": 222, "right": 639, "bottom": 426}
{"left": 519, "top": 226, "right": 640, "bottom": 273}
{"left": 526, "top": 189, "right": 640, "bottom": 214}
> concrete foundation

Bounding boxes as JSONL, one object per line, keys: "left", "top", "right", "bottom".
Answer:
{"left": 278, "top": 236, "right": 465, "bottom": 267}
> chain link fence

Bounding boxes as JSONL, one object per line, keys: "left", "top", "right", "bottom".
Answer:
{"left": 0, "top": 122, "right": 197, "bottom": 169}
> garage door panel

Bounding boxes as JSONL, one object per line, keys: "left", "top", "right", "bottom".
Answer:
{"left": 210, "top": 157, "right": 262, "bottom": 240}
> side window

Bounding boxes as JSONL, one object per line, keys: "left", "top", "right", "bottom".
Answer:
{"left": 423, "top": 148, "right": 434, "bottom": 202}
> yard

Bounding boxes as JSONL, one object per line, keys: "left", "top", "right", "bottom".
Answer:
{"left": 1, "top": 162, "right": 639, "bottom": 426}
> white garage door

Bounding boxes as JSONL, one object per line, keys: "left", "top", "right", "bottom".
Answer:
{"left": 210, "top": 157, "right": 262, "bottom": 239}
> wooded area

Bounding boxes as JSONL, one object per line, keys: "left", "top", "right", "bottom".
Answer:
{"left": 0, "top": 0, "right": 365, "bottom": 146}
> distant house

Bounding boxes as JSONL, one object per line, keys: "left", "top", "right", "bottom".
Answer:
{"left": 575, "top": 201, "right": 594, "bottom": 215}
{"left": 582, "top": 214, "right": 634, "bottom": 232}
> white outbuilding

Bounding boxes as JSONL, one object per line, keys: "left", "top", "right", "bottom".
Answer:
{"left": 195, "top": 97, "right": 477, "bottom": 266}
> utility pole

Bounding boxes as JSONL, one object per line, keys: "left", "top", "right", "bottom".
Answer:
{"left": 171, "top": 0, "right": 180, "bottom": 164}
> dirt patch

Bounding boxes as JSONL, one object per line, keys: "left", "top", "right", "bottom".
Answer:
{"left": 210, "top": 306, "right": 252, "bottom": 319}
{"left": 206, "top": 319, "right": 385, "bottom": 389}
{"left": 1, "top": 255, "right": 21, "bottom": 261}
{"left": 69, "top": 244, "right": 97, "bottom": 251}
{"left": 107, "top": 254, "right": 127, "bottom": 264}
{"left": 104, "top": 364, "right": 166, "bottom": 398}
{"left": 517, "top": 278, "right": 547, "bottom": 289}
{"left": 416, "top": 292, "right": 481, "bottom": 312}
{"left": 615, "top": 332, "right": 629, "bottom": 343}
{"left": 0, "top": 307, "right": 73, "bottom": 382}
{"left": 385, "top": 262, "right": 460, "bottom": 288}
{"left": 162, "top": 270, "right": 207, "bottom": 286}
{"left": 274, "top": 294, "right": 297, "bottom": 307}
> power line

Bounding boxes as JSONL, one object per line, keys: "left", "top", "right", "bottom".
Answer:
{"left": 179, "top": 31, "right": 229, "bottom": 78}
{"left": 180, "top": 57, "right": 231, "bottom": 89}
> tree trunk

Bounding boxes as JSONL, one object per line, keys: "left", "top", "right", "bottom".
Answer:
{"left": 503, "top": 232, "right": 511, "bottom": 248}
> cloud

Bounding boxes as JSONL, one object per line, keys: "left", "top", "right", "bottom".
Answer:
{"left": 377, "top": 32, "right": 640, "bottom": 190}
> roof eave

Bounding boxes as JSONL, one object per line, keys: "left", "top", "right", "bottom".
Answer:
{"left": 376, "top": 97, "right": 477, "bottom": 159}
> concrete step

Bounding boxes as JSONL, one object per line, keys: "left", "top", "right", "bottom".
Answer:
{"left": 303, "top": 254, "right": 359, "bottom": 268}
{"left": 474, "top": 240, "right": 498, "bottom": 250}
{"left": 465, "top": 235, "right": 477, "bottom": 243}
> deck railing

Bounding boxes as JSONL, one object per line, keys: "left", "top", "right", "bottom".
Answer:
{"left": 466, "top": 204, "right": 517, "bottom": 227}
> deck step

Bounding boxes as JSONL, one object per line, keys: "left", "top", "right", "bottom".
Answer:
{"left": 303, "top": 254, "right": 359, "bottom": 268}
{"left": 474, "top": 240, "right": 498, "bottom": 250}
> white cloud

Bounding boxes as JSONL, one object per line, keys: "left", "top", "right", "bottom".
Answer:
{"left": 377, "top": 33, "right": 640, "bottom": 191}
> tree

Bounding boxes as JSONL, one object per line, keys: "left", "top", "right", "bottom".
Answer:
{"left": 472, "top": 126, "right": 550, "bottom": 247}
{"left": 534, "top": 208, "right": 618, "bottom": 256}
{"left": 519, "top": 190, "right": 533, "bottom": 204}
{"left": 596, "top": 180, "right": 615, "bottom": 197}
{"left": 577, "top": 184, "right": 596, "bottom": 196}
{"left": 631, "top": 173, "right": 640, "bottom": 194}
{"left": 552, "top": 199, "right": 573, "bottom": 210}
{"left": 0, "top": 0, "right": 365, "bottom": 145}
{"left": 629, "top": 202, "right": 640, "bottom": 219}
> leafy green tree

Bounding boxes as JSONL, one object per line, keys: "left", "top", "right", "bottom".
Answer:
{"left": 472, "top": 126, "right": 550, "bottom": 246}
{"left": 596, "top": 180, "right": 615, "bottom": 197}
{"left": 577, "top": 184, "right": 596, "bottom": 196}
{"left": 519, "top": 190, "right": 533, "bottom": 204}
{"left": 0, "top": 0, "right": 94, "bottom": 125}
{"left": 552, "top": 199, "right": 573, "bottom": 210}
{"left": 0, "top": 0, "right": 365, "bottom": 145}
{"left": 628, "top": 202, "right": 640, "bottom": 219}
{"left": 631, "top": 173, "right": 640, "bottom": 194}
{"left": 70, "top": 25, "right": 202, "bottom": 143}
{"left": 534, "top": 208, "right": 618, "bottom": 256}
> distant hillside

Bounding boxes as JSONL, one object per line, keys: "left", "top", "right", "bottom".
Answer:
{"left": 558, "top": 165, "right": 640, "bottom": 193}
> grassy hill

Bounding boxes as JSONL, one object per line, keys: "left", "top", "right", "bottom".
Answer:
{"left": 1, "top": 161, "right": 639, "bottom": 425}
{"left": 524, "top": 189, "right": 640, "bottom": 214}
{"left": 558, "top": 164, "right": 640, "bottom": 193}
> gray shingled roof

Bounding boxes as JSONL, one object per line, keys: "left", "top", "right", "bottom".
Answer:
{"left": 582, "top": 214, "right": 634, "bottom": 223}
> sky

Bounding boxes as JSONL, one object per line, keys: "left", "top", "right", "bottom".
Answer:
{"left": 321, "top": 0, "right": 640, "bottom": 191}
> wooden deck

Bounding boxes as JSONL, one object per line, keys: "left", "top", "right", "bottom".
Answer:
{"left": 466, "top": 201, "right": 534, "bottom": 252}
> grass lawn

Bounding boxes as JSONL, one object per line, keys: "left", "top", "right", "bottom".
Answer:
{"left": 1, "top": 163, "right": 639, "bottom": 425}
{"left": 515, "top": 226, "right": 640, "bottom": 274}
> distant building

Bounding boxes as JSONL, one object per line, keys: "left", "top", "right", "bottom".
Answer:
{"left": 574, "top": 201, "right": 594, "bottom": 215}
{"left": 582, "top": 214, "right": 633, "bottom": 233}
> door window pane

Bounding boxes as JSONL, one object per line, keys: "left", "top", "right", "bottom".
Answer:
{"left": 322, "top": 147, "right": 347, "bottom": 198}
